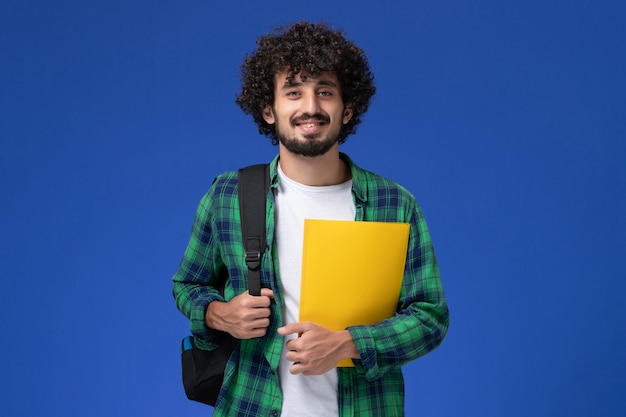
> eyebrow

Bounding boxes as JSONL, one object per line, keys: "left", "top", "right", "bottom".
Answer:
{"left": 280, "top": 78, "right": 339, "bottom": 90}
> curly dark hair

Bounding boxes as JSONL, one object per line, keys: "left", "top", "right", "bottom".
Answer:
{"left": 235, "top": 21, "right": 376, "bottom": 144}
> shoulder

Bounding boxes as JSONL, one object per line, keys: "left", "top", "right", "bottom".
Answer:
{"left": 209, "top": 171, "right": 239, "bottom": 198}
{"left": 352, "top": 162, "right": 418, "bottom": 206}
{"left": 344, "top": 155, "right": 425, "bottom": 225}
{"left": 361, "top": 167, "right": 412, "bottom": 193}
{"left": 195, "top": 171, "right": 239, "bottom": 216}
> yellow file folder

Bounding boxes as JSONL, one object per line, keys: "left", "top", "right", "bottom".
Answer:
{"left": 299, "top": 219, "right": 410, "bottom": 367}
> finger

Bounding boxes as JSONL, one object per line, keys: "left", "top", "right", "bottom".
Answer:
{"left": 251, "top": 318, "right": 271, "bottom": 331}
{"left": 289, "top": 362, "right": 308, "bottom": 375}
{"left": 260, "top": 288, "right": 274, "bottom": 298}
{"left": 247, "top": 288, "right": 274, "bottom": 299}
{"left": 284, "top": 348, "right": 298, "bottom": 361}
{"left": 278, "top": 322, "right": 308, "bottom": 336}
{"left": 245, "top": 327, "right": 269, "bottom": 339}
{"left": 244, "top": 293, "right": 272, "bottom": 308}
{"left": 284, "top": 337, "right": 300, "bottom": 351}
{"left": 242, "top": 305, "right": 271, "bottom": 322}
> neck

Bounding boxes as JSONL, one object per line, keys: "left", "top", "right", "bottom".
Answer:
{"left": 278, "top": 145, "right": 351, "bottom": 186}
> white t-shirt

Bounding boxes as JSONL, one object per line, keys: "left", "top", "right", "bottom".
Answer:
{"left": 275, "top": 164, "right": 355, "bottom": 417}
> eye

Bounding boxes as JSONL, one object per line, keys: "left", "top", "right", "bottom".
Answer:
{"left": 286, "top": 90, "right": 300, "bottom": 97}
{"left": 318, "top": 90, "right": 332, "bottom": 97}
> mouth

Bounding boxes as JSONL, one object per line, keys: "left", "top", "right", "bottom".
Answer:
{"left": 294, "top": 119, "right": 326, "bottom": 135}
{"left": 297, "top": 121, "right": 324, "bottom": 128}
{"left": 292, "top": 114, "right": 330, "bottom": 134}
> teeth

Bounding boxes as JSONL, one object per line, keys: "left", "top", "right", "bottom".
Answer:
{"left": 303, "top": 123, "right": 318, "bottom": 128}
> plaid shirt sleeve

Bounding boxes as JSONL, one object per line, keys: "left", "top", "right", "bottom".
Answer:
{"left": 172, "top": 172, "right": 242, "bottom": 349}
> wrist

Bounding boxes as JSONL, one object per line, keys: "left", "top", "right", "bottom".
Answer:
{"left": 205, "top": 301, "right": 225, "bottom": 331}
{"left": 339, "top": 330, "right": 360, "bottom": 361}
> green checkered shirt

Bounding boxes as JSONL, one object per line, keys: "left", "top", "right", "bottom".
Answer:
{"left": 172, "top": 153, "right": 449, "bottom": 416}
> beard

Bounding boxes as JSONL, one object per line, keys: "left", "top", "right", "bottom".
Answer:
{"left": 278, "top": 131, "right": 338, "bottom": 157}
{"left": 275, "top": 112, "right": 339, "bottom": 157}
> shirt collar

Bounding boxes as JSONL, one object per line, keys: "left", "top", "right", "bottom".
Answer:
{"left": 268, "top": 152, "right": 367, "bottom": 203}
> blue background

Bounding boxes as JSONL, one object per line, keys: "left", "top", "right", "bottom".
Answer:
{"left": 1, "top": 1, "right": 624, "bottom": 416}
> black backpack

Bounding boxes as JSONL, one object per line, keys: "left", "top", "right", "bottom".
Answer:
{"left": 181, "top": 164, "right": 270, "bottom": 406}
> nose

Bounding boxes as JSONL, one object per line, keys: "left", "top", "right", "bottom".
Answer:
{"left": 301, "top": 91, "right": 321, "bottom": 115}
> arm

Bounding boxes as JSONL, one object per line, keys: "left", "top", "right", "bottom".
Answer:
{"left": 172, "top": 176, "right": 275, "bottom": 345}
{"left": 172, "top": 191, "right": 225, "bottom": 347}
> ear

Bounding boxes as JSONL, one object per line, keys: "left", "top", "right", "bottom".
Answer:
{"left": 262, "top": 106, "right": 275, "bottom": 124}
{"left": 342, "top": 104, "right": 354, "bottom": 124}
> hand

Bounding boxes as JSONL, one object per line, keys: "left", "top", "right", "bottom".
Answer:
{"left": 206, "top": 288, "right": 274, "bottom": 339}
{"left": 277, "top": 322, "right": 360, "bottom": 375}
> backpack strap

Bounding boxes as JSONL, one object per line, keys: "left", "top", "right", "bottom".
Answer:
{"left": 237, "top": 164, "right": 270, "bottom": 297}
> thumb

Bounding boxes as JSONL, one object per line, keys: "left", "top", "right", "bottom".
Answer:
{"left": 260, "top": 288, "right": 274, "bottom": 298}
{"left": 278, "top": 322, "right": 308, "bottom": 336}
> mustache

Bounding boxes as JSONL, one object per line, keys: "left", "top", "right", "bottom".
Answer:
{"left": 290, "top": 113, "right": 331, "bottom": 125}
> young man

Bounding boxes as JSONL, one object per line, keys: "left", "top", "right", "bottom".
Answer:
{"left": 173, "top": 21, "right": 449, "bottom": 417}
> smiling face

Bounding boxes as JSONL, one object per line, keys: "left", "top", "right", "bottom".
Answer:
{"left": 262, "top": 71, "right": 353, "bottom": 157}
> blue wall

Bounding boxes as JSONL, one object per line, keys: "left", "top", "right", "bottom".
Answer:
{"left": 1, "top": 1, "right": 624, "bottom": 416}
